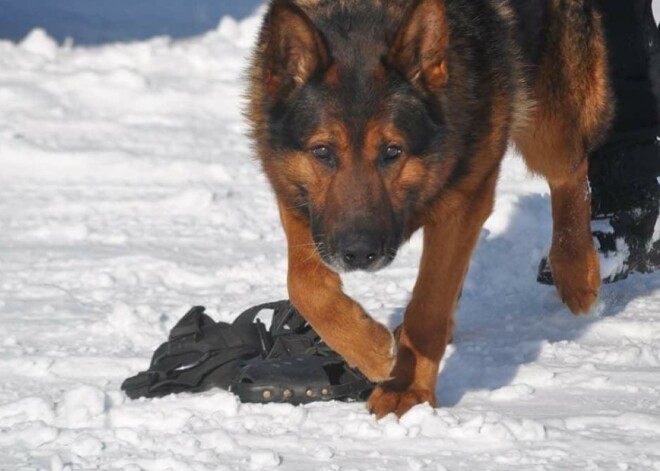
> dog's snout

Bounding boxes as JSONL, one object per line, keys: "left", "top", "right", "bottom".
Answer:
{"left": 338, "top": 232, "right": 383, "bottom": 270}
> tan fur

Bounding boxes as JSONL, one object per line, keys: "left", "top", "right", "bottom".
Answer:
{"left": 247, "top": 0, "right": 614, "bottom": 418}
{"left": 279, "top": 200, "right": 397, "bottom": 381}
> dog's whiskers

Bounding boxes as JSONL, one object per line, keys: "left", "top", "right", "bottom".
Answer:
{"left": 301, "top": 243, "right": 323, "bottom": 264}
{"left": 289, "top": 242, "right": 318, "bottom": 249}
{"left": 286, "top": 202, "right": 309, "bottom": 211}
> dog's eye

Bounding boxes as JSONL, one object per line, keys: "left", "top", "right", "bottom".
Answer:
{"left": 380, "top": 145, "right": 403, "bottom": 166}
{"left": 386, "top": 146, "right": 402, "bottom": 159}
{"left": 311, "top": 145, "right": 336, "bottom": 167}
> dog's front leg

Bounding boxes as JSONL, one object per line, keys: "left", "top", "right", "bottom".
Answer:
{"left": 278, "top": 201, "right": 396, "bottom": 382}
{"left": 367, "top": 172, "right": 499, "bottom": 418}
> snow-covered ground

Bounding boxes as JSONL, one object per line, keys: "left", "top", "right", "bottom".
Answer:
{"left": 1, "top": 9, "right": 660, "bottom": 471}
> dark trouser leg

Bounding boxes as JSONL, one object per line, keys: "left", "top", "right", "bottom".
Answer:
{"left": 590, "top": 0, "right": 660, "bottom": 192}
{"left": 598, "top": 0, "right": 658, "bottom": 137}
{"left": 589, "top": 0, "right": 660, "bottom": 278}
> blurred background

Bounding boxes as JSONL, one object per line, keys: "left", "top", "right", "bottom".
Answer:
{"left": 0, "top": 0, "right": 265, "bottom": 45}
{"left": 0, "top": 1, "right": 658, "bottom": 45}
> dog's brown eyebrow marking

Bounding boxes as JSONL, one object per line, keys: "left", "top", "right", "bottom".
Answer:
{"left": 363, "top": 121, "right": 406, "bottom": 157}
{"left": 306, "top": 120, "right": 352, "bottom": 156}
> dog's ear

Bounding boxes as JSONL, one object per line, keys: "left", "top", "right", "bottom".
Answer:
{"left": 388, "top": 0, "right": 448, "bottom": 92}
{"left": 263, "top": 2, "right": 330, "bottom": 98}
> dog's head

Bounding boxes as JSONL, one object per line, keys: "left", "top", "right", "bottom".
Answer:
{"left": 255, "top": 0, "right": 455, "bottom": 272}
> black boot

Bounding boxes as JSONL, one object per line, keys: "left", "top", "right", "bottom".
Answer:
{"left": 537, "top": 169, "right": 660, "bottom": 285}
{"left": 589, "top": 141, "right": 660, "bottom": 282}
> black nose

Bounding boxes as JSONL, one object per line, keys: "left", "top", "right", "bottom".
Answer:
{"left": 338, "top": 232, "right": 383, "bottom": 270}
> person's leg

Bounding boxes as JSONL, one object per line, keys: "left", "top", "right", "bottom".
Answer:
{"left": 598, "top": 0, "right": 658, "bottom": 135}
{"left": 589, "top": 0, "right": 660, "bottom": 191}
{"left": 539, "top": 0, "right": 660, "bottom": 284}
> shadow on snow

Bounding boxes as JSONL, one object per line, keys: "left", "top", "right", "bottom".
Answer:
{"left": 437, "top": 192, "right": 660, "bottom": 406}
{"left": 384, "top": 191, "right": 660, "bottom": 407}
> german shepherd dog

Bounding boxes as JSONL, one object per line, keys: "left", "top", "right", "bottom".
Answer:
{"left": 247, "top": 0, "right": 612, "bottom": 417}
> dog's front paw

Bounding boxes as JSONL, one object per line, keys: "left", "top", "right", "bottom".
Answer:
{"left": 367, "top": 383, "right": 436, "bottom": 419}
{"left": 352, "top": 323, "right": 396, "bottom": 382}
{"left": 550, "top": 246, "right": 600, "bottom": 315}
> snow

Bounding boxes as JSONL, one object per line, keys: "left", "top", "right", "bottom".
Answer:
{"left": 1, "top": 8, "right": 660, "bottom": 471}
